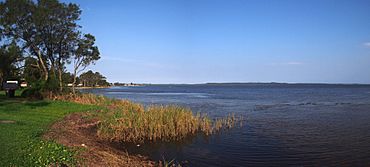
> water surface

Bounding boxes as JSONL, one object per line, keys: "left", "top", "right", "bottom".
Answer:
{"left": 82, "top": 84, "right": 370, "bottom": 166}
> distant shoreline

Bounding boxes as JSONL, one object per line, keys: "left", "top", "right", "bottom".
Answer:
{"left": 75, "top": 83, "right": 370, "bottom": 89}
{"left": 126, "top": 82, "right": 370, "bottom": 87}
{"left": 205, "top": 82, "right": 370, "bottom": 86}
{"left": 75, "top": 86, "right": 111, "bottom": 89}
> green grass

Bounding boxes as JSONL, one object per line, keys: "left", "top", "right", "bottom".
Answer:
{"left": 0, "top": 89, "right": 24, "bottom": 97}
{"left": 0, "top": 91, "right": 98, "bottom": 166}
{"left": 0, "top": 91, "right": 242, "bottom": 166}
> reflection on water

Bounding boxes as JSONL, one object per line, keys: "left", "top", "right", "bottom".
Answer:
{"left": 82, "top": 84, "right": 370, "bottom": 166}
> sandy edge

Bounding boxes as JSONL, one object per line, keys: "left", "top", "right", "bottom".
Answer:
{"left": 43, "top": 112, "right": 156, "bottom": 167}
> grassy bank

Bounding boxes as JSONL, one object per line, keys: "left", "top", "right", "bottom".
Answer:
{"left": 54, "top": 93, "right": 241, "bottom": 143}
{"left": 0, "top": 92, "right": 98, "bottom": 166}
{"left": 1, "top": 92, "right": 241, "bottom": 166}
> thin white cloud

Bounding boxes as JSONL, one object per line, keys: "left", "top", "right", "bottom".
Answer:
{"left": 286, "top": 62, "right": 303, "bottom": 65}
{"left": 268, "top": 61, "right": 303, "bottom": 66}
{"left": 364, "top": 42, "right": 370, "bottom": 48}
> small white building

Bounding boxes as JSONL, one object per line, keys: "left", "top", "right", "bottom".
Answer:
{"left": 20, "top": 82, "right": 28, "bottom": 88}
{"left": 6, "top": 81, "right": 18, "bottom": 84}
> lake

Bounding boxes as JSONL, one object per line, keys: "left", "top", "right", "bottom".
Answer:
{"left": 81, "top": 84, "right": 370, "bottom": 166}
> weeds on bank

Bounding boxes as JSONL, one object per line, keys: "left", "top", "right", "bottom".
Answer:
{"left": 159, "top": 157, "right": 181, "bottom": 167}
{"left": 24, "top": 139, "right": 78, "bottom": 166}
{"left": 53, "top": 93, "right": 243, "bottom": 143}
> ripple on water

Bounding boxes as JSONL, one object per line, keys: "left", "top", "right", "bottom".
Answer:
{"left": 82, "top": 85, "right": 370, "bottom": 166}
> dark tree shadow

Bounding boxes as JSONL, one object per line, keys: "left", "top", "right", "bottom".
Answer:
{"left": 24, "top": 101, "right": 50, "bottom": 108}
{"left": 0, "top": 94, "right": 28, "bottom": 106}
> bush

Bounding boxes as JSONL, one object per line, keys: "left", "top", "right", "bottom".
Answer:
{"left": 42, "top": 77, "right": 59, "bottom": 93}
{"left": 21, "top": 78, "right": 68, "bottom": 99}
{"left": 21, "top": 88, "right": 43, "bottom": 100}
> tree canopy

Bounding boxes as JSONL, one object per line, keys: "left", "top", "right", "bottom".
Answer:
{"left": 79, "top": 70, "right": 109, "bottom": 87}
{"left": 0, "top": 42, "right": 22, "bottom": 86}
{"left": 0, "top": 0, "right": 102, "bottom": 94}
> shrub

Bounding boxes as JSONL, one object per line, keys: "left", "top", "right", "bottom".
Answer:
{"left": 21, "top": 77, "right": 72, "bottom": 99}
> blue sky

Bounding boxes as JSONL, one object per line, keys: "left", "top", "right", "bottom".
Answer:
{"left": 63, "top": 0, "right": 370, "bottom": 84}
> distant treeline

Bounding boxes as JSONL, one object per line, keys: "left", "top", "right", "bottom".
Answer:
{"left": 113, "top": 82, "right": 144, "bottom": 86}
{"left": 78, "top": 70, "right": 109, "bottom": 87}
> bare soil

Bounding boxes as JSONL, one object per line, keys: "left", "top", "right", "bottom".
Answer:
{"left": 43, "top": 112, "right": 156, "bottom": 167}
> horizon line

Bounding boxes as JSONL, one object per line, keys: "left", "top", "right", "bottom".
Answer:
{"left": 110, "top": 81, "right": 370, "bottom": 86}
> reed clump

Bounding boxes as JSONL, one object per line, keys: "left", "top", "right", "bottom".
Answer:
{"left": 213, "top": 113, "right": 242, "bottom": 132}
{"left": 97, "top": 105, "right": 212, "bottom": 143}
{"left": 52, "top": 93, "right": 110, "bottom": 106}
{"left": 52, "top": 93, "right": 244, "bottom": 143}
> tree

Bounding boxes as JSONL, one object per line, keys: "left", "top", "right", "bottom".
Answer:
{"left": 0, "top": 0, "right": 98, "bottom": 94}
{"left": 34, "top": 0, "right": 81, "bottom": 91}
{"left": 72, "top": 34, "right": 100, "bottom": 93}
{"left": 79, "top": 70, "right": 94, "bottom": 87}
{"left": 0, "top": 0, "right": 49, "bottom": 81}
{"left": 93, "top": 72, "right": 105, "bottom": 86}
{"left": 23, "top": 57, "right": 41, "bottom": 84}
{"left": 0, "top": 42, "right": 22, "bottom": 88}
{"left": 62, "top": 72, "right": 74, "bottom": 85}
{"left": 97, "top": 79, "right": 109, "bottom": 87}
{"left": 79, "top": 70, "right": 108, "bottom": 87}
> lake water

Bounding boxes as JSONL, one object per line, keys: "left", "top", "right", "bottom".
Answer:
{"left": 81, "top": 84, "right": 370, "bottom": 166}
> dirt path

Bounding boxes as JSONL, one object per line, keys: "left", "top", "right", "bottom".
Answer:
{"left": 43, "top": 112, "right": 156, "bottom": 167}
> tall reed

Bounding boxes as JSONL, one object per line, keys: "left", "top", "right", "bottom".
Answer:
{"left": 52, "top": 93, "right": 244, "bottom": 143}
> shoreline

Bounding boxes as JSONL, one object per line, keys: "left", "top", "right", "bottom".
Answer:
{"left": 0, "top": 93, "right": 157, "bottom": 166}
{"left": 44, "top": 112, "right": 155, "bottom": 166}
{"left": 75, "top": 86, "right": 111, "bottom": 89}
{"left": 1, "top": 91, "right": 240, "bottom": 166}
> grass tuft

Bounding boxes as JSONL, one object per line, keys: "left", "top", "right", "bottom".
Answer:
{"left": 54, "top": 93, "right": 244, "bottom": 143}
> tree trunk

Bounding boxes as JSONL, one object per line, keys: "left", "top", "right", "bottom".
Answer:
{"left": 36, "top": 50, "right": 48, "bottom": 81}
{"left": 48, "top": 51, "right": 57, "bottom": 80}
{"left": 0, "top": 72, "right": 3, "bottom": 90}
{"left": 72, "top": 68, "right": 77, "bottom": 94}
{"left": 58, "top": 66, "right": 63, "bottom": 92}
{"left": 50, "top": 63, "right": 57, "bottom": 81}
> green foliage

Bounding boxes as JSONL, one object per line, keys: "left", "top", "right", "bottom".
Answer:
{"left": 20, "top": 80, "right": 52, "bottom": 99}
{"left": 75, "top": 34, "right": 100, "bottom": 67}
{"left": 79, "top": 70, "right": 109, "bottom": 87}
{"left": 44, "top": 77, "right": 60, "bottom": 92}
{"left": 0, "top": 0, "right": 101, "bottom": 92}
{"left": 23, "top": 57, "right": 42, "bottom": 84}
{"left": 0, "top": 42, "right": 22, "bottom": 88}
{"left": 62, "top": 72, "right": 75, "bottom": 84}
{"left": 72, "top": 33, "right": 101, "bottom": 92}
{"left": 22, "top": 140, "right": 78, "bottom": 166}
{"left": 160, "top": 157, "right": 181, "bottom": 167}
{"left": 0, "top": 95, "right": 98, "bottom": 166}
{"left": 21, "top": 77, "right": 73, "bottom": 99}
{"left": 21, "top": 85, "right": 44, "bottom": 99}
